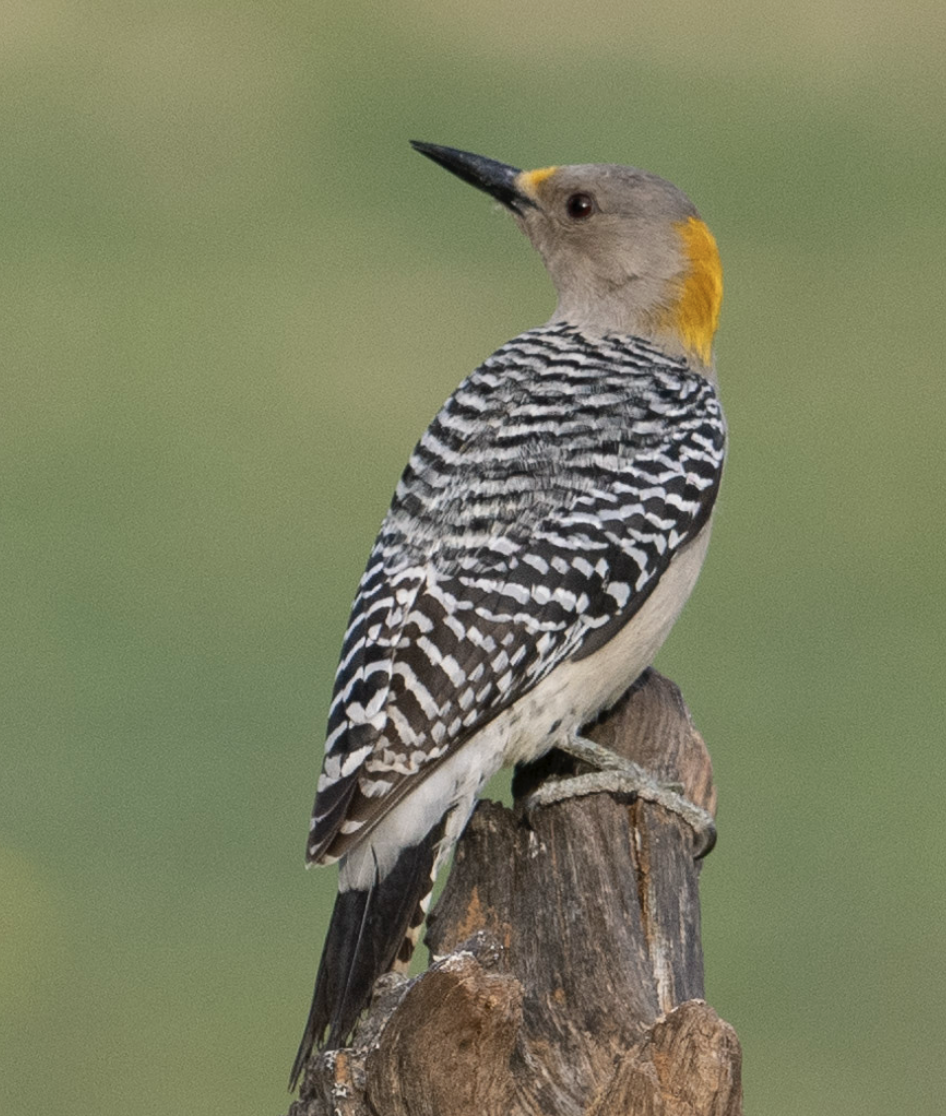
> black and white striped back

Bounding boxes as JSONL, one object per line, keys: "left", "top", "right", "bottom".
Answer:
{"left": 307, "top": 322, "right": 725, "bottom": 865}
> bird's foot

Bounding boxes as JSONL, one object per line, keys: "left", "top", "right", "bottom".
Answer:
{"left": 526, "top": 732, "right": 716, "bottom": 858}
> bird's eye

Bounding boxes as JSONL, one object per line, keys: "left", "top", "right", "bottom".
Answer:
{"left": 565, "top": 192, "right": 595, "bottom": 220}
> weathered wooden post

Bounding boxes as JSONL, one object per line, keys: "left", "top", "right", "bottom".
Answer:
{"left": 289, "top": 669, "right": 742, "bottom": 1116}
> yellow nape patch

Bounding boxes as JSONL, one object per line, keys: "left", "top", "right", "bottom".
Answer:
{"left": 671, "top": 217, "right": 723, "bottom": 365}
{"left": 517, "top": 165, "right": 558, "bottom": 198}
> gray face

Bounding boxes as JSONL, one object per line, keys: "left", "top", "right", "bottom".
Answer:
{"left": 409, "top": 144, "right": 719, "bottom": 359}
{"left": 519, "top": 164, "right": 698, "bottom": 227}
{"left": 512, "top": 165, "right": 701, "bottom": 330}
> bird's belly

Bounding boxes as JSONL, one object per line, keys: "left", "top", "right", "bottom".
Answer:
{"left": 497, "top": 520, "right": 713, "bottom": 766}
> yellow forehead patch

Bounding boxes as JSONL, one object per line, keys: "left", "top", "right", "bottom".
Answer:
{"left": 671, "top": 217, "right": 723, "bottom": 365}
{"left": 516, "top": 165, "right": 559, "bottom": 198}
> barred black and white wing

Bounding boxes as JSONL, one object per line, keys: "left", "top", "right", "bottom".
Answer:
{"left": 309, "top": 325, "right": 723, "bottom": 862}
{"left": 291, "top": 324, "right": 725, "bottom": 1079}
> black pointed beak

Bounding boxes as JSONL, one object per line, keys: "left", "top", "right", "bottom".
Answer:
{"left": 410, "top": 141, "right": 537, "bottom": 215}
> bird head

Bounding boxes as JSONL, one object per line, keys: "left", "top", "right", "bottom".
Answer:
{"left": 411, "top": 141, "right": 722, "bottom": 370}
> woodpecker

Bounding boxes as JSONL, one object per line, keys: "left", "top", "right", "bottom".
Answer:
{"left": 290, "top": 141, "right": 725, "bottom": 1088}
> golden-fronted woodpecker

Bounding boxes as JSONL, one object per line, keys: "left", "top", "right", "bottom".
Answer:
{"left": 291, "top": 141, "right": 725, "bottom": 1088}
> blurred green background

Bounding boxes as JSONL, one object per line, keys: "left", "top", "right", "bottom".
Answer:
{"left": 3, "top": 2, "right": 945, "bottom": 1113}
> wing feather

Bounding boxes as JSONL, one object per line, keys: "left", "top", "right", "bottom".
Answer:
{"left": 306, "top": 330, "right": 725, "bottom": 863}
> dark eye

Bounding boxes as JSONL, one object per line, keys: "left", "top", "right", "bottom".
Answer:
{"left": 565, "top": 192, "right": 595, "bottom": 220}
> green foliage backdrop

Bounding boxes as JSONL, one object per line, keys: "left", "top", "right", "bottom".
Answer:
{"left": 3, "top": 3, "right": 944, "bottom": 1113}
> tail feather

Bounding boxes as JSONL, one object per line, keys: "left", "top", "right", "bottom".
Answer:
{"left": 289, "top": 817, "right": 446, "bottom": 1090}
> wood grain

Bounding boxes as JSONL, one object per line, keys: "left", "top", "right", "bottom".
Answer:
{"left": 288, "top": 670, "right": 742, "bottom": 1116}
